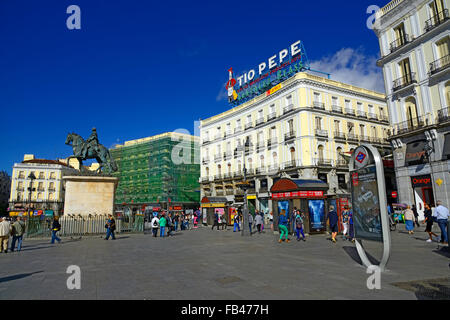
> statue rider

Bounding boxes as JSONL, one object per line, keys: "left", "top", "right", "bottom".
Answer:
{"left": 82, "top": 127, "right": 100, "bottom": 159}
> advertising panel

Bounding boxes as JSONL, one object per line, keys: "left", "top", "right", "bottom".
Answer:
{"left": 308, "top": 200, "right": 325, "bottom": 231}
{"left": 277, "top": 201, "right": 289, "bottom": 220}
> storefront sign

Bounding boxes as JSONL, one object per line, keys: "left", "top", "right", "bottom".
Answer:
{"left": 411, "top": 175, "right": 431, "bottom": 188}
{"left": 271, "top": 191, "right": 324, "bottom": 199}
{"left": 226, "top": 40, "right": 309, "bottom": 105}
{"left": 201, "top": 203, "right": 226, "bottom": 208}
{"left": 169, "top": 206, "right": 183, "bottom": 211}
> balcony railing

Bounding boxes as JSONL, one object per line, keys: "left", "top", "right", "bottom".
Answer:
{"left": 284, "top": 131, "right": 296, "bottom": 141}
{"left": 214, "top": 174, "right": 222, "bottom": 180}
{"left": 315, "top": 158, "right": 332, "bottom": 167}
{"left": 202, "top": 138, "right": 210, "bottom": 145}
{"left": 267, "top": 138, "right": 278, "bottom": 149}
{"left": 335, "top": 159, "right": 348, "bottom": 168}
{"left": 245, "top": 122, "right": 253, "bottom": 130}
{"left": 429, "top": 54, "right": 450, "bottom": 76}
{"left": 202, "top": 157, "right": 210, "bottom": 164}
{"left": 234, "top": 126, "right": 242, "bottom": 134}
{"left": 256, "top": 143, "right": 265, "bottom": 153}
{"left": 216, "top": 190, "right": 224, "bottom": 196}
{"left": 347, "top": 133, "right": 359, "bottom": 141}
{"left": 255, "top": 117, "right": 265, "bottom": 126}
{"left": 331, "top": 105, "right": 342, "bottom": 113}
{"left": 283, "top": 104, "right": 294, "bottom": 114}
{"left": 379, "top": 114, "right": 389, "bottom": 122}
{"left": 255, "top": 167, "right": 266, "bottom": 175}
{"left": 437, "top": 106, "right": 450, "bottom": 124}
{"left": 282, "top": 160, "right": 300, "bottom": 170}
{"left": 368, "top": 113, "right": 378, "bottom": 120}
{"left": 18, "top": 175, "right": 25, "bottom": 179}
{"left": 16, "top": 187, "right": 24, "bottom": 191}
{"left": 357, "top": 110, "right": 367, "bottom": 118}
{"left": 345, "top": 108, "right": 355, "bottom": 116}
{"left": 223, "top": 172, "right": 233, "bottom": 179}
{"left": 313, "top": 102, "right": 325, "bottom": 110}
{"left": 425, "top": 9, "right": 449, "bottom": 32}
{"left": 258, "top": 187, "right": 268, "bottom": 194}
{"left": 223, "top": 152, "right": 232, "bottom": 160}
{"left": 214, "top": 134, "right": 222, "bottom": 141}
{"left": 393, "top": 72, "right": 416, "bottom": 92}
{"left": 267, "top": 164, "right": 279, "bottom": 172}
{"left": 233, "top": 171, "right": 243, "bottom": 178}
{"left": 334, "top": 132, "right": 346, "bottom": 140}
{"left": 394, "top": 115, "right": 426, "bottom": 135}
{"left": 267, "top": 112, "right": 277, "bottom": 121}
{"left": 225, "top": 189, "right": 235, "bottom": 196}
{"left": 245, "top": 168, "right": 255, "bottom": 176}
{"left": 360, "top": 135, "right": 371, "bottom": 142}
{"left": 315, "top": 129, "right": 328, "bottom": 137}
{"left": 390, "top": 34, "right": 410, "bottom": 53}
{"left": 214, "top": 154, "right": 222, "bottom": 162}
{"left": 244, "top": 146, "right": 253, "bottom": 155}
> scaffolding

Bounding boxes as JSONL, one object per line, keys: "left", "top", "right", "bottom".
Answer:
{"left": 110, "top": 133, "right": 200, "bottom": 206}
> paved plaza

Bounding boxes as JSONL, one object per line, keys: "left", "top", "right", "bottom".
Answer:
{"left": 0, "top": 224, "right": 448, "bottom": 300}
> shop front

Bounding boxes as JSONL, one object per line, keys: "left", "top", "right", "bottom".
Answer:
{"left": 411, "top": 174, "right": 434, "bottom": 220}
{"left": 270, "top": 178, "right": 329, "bottom": 234}
{"left": 200, "top": 196, "right": 230, "bottom": 226}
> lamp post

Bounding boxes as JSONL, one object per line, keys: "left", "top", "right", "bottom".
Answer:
{"left": 27, "top": 172, "right": 36, "bottom": 218}
{"left": 236, "top": 138, "right": 251, "bottom": 237}
{"left": 424, "top": 137, "right": 436, "bottom": 206}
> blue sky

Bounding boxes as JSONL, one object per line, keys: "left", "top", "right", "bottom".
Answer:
{"left": 0, "top": 0, "right": 388, "bottom": 174}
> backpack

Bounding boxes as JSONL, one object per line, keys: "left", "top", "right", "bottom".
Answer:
{"left": 295, "top": 216, "right": 303, "bottom": 228}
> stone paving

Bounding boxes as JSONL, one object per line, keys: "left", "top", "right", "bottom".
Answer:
{"left": 0, "top": 223, "right": 448, "bottom": 300}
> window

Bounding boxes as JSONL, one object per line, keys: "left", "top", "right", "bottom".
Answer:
{"left": 269, "top": 104, "right": 275, "bottom": 114}
{"left": 314, "top": 92, "right": 321, "bottom": 102}
{"left": 49, "top": 172, "right": 56, "bottom": 179}
{"left": 226, "top": 142, "right": 231, "bottom": 153}
{"left": 371, "top": 126, "right": 377, "bottom": 138}
{"left": 49, "top": 193, "right": 54, "bottom": 201}
{"left": 348, "top": 122, "right": 354, "bottom": 133}
{"left": 315, "top": 117, "right": 322, "bottom": 130}
{"left": 18, "top": 171, "right": 25, "bottom": 179}
{"left": 236, "top": 119, "right": 241, "bottom": 128}
{"left": 288, "top": 119, "right": 294, "bottom": 133}
{"left": 393, "top": 23, "right": 407, "bottom": 47}
{"left": 270, "top": 127, "right": 277, "bottom": 139}
{"left": 338, "top": 174, "right": 347, "bottom": 190}
{"left": 226, "top": 123, "right": 231, "bottom": 134}
{"left": 49, "top": 182, "right": 55, "bottom": 190}
{"left": 360, "top": 124, "right": 365, "bottom": 136}
{"left": 332, "top": 96, "right": 338, "bottom": 106}
{"left": 272, "top": 152, "right": 278, "bottom": 165}
{"left": 257, "top": 132, "right": 264, "bottom": 145}
{"left": 258, "top": 109, "right": 263, "bottom": 120}
{"left": 430, "top": 0, "right": 445, "bottom": 23}
{"left": 405, "top": 97, "right": 419, "bottom": 126}
{"left": 290, "top": 147, "right": 296, "bottom": 162}
{"left": 357, "top": 102, "right": 363, "bottom": 111}
{"left": 399, "top": 58, "right": 412, "bottom": 79}
{"left": 345, "top": 100, "right": 351, "bottom": 109}
{"left": 286, "top": 95, "right": 293, "bottom": 106}
{"left": 334, "top": 120, "right": 340, "bottom": 133}
{"left": 247, "top": 115, "right": 252, "bottom": 124}
{"left": 318, "top": 145, "right": 324, "bottom": 161}
{"left": 436, "top": 36, "right": 450, "bottom": 59}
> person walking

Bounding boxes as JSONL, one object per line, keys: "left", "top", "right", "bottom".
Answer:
{"left": 295, "top": 210, "right": 306, "bottom": 241}
{"left": 51, "top": 216, "right": 62, "bottom": 244}
{"left": 248, "top": 213, "right": 254, "bottom": 235}
{"left": 341, "top": 206, "right": 350, "bottom": 241}
{"left": 193, "top": 211, "right": 199, "bottom": 229}
{"left": 328, "top": 206, "right": 338, "bottom": 243}
{"left": 435, "top": 201, "right": 449, "bottom": 245}
{"left": 11, "top": 216, "right": 25, "bottom": 252}
{"left": 167, "top": 213, "right": 174, "bottom": 236}
{"left": 269, "top": 211, "right": 274, "bottom": 231}
{"left": 105, "top": 214, "right": 116, "bottom": 240}
{"left": 255, "top": 212, "right": 263, "bottom": 234}
{"left": 151, "top": 215, "right": 160, "bottom": 237}
{"left": 278, "top": 210, "right": 290, "bottom": 243}
{"left": 424, "top": 203, "right": 438, "bottom": 243}
{"left": 221, "top": 215, "right": 227, "bottom": 230}
{"left": 412, "top": 205, "right": 420, "bottom": 227}
{"left": 174, "top": 214, "right": 179, "bottom": 232}
{"left": 404, "top": 205, "right": 415, "bottom": 235}
{"left": 212, "top": 210, "right": 220, "bottom": 231}
{"left": 0, "top": 217, "right": 11, "bottom": 253}
{"left": 348, "top": 207, "right": 355, "bottom": 243}
{"left": 159, "top": 213, "right": 167, "bottom": 237}
{"left": 233, "top": 214, "right": 240, "bottom": 232}
{"left": 290, "top": 207, "right": 297, "bottom": 236}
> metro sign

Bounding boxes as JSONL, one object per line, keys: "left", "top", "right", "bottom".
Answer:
{"left": 356, "top": 152, "right": 366, "bottom": 164}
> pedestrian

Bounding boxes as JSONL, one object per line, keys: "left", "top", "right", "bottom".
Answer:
{"left": 159, "top": 213, "right": 167, "bottom": 237}
{"left": 341, "top": 206, "right": 350, "bottom": 241}
{"left": 328, "top": 205, "right": 338, "bottom": 243}
{"left": 11, "top": 216, "right": 25, "bottom": 252}
{"left": 193, "top": 211, "right": 199, "bottom": 229}
{"left": 295, "top": 210, "right": 306, "bottom": 241}
{"left": 255, "top": 212, "right": 263, "bottom": 233}
{"left": 290, "top": 207, "right": 297, "bottom": 236}
{"left": 174, "top": 214, "right": 179, "bottom": 232}
{"left": 404, "top": 205, "right": 415, "bottom": 235}
{"left": 348, "top": 207, "right": 355, "bottom": 243}
{"left": 424, "top": 203, "right": 438, "bottom": 243}
{"left": 233, "top": 214, "right": 240, "bottom": 232}
{"left": 105, "top": 214, "right": 116, "bottom": 240}
{"left": 51, "top": 216, "right": 62, "bottom": 244}
{"left": 0, "top": 217, "right": 11, "bottom": 253}
{"left": 278, "top": 210, "right": 290, "bottom": 243}
{"left": 412, "top": 204, "right": 420, "bottom": 227}
{"left": 167, "top": 213, "right": 174, "bottom": 236}
{"left": 270, "top": 211, "right": 274, "bottom": 231}
{"left": 221, "top": 215, "right": 227, "bottom": 230}
{"left": 248, "top": 213, "right": 254, "bottom": 235}
{"left": 435, "top": 201, "right": 449, "bottom": 245}
{"left": 151, "top": 214, "right": 159, "bottom": 237}
{"left": 212, "top": 210, "right": 220, "bottom": 231}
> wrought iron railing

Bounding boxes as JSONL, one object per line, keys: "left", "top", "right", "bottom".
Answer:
{"left": 334, "top": 132, "right": 346, "bottom": 140}
{"left": 313, "top": 102, "right": 325, "bottom": 110}
{"left": 390, "top": 34, "right": 410, "bottom": 53}
{"left": 255, "top": 117, "right": 265, "bottom": 126}
{"left": 357, "top": 110, "right": 367, "bottom": 118}
{"left": 394, "top": 115, "right": 426, "bottom": 135}
{"left": 284, "top": 131, "right": 296, "bottom": 141}
{"left": 345, "top": 108, "right": 355, "bottom": 115}
{"left": 332, "top": 105, "right": 343, "bottom": 113}
{"left": 393, "top": 72, "right": 416, "bottom": 92}
{"left": 429, "top": 54, "right": 450, "bottom": 76}
{"left": 347, "top": 133, "right": 359, "bottom": 141}
{"left": 315, "top": 129, "right": 328, "bottom": 137}
{"left": 283, "top": 104, "right": 294, "bottom": 114}
{"left": 425, "top": 9, "right": 449, "bottom": 32}
{"left": 245, "top": 122, "right": 253, "bottom": 130}
{"left": 315, "top": 158, "right": 332, "bottom": 166}
{"left": 437, "top": 106, "right": 450, "bottom": 124}
{"left": 267, "top": 112, "right": 277, "bottom": 121}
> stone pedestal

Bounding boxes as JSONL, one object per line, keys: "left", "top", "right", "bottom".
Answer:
{"left": 63, "top": 176, "right": 118, "bottom": 216}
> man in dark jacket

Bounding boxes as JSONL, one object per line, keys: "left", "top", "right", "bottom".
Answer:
{"left": 212, "top": 211, "right": 220, "bottom": 231}
{"left": 51, "top": 216, "right": 62, "bottom": 244}
{"left": 328, "top": 206, "right": 339, "bottom": 243}
{"left": 411, "top": 205, "right": 420, "bottom": 227}
{"left": 105, "top": 214, "right": 116, "bottom": 240}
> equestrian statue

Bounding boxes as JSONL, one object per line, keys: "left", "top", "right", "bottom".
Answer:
{"left": 65, "top": 128, "right": 118, "bottom": 174}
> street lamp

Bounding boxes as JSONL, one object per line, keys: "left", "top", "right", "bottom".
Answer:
{"left": 27, "top": 172, "right": 36, "bottom": 218}
{"left": 236, "top": 138, "right": 251, "bottom": 237}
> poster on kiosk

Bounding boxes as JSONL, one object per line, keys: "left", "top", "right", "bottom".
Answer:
{"left": 350, "top": 145, "right": 391, "bottom": 272}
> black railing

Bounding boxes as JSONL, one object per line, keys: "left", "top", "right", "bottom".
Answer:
{"left": 315, "top": 129, "right": 328, "bottom": 137}
{"left": 345, "top": 108, "right": 355, "bottom": 115}
{"left": 335, "top": 159, "right": 348, "bottom": 168}
{"left": 245, "top": 123, "right": 253, "bottom": 130}
{"left": 255, "top": 117, "right": 265, "bottom": 126}
{"left": 425, "top": 9, "right": 449, "bottom": 32}
{"left": 347, "top": 133, "right": 359, "bottom": 141}
{"left": 357, "top": 110, "right": 367, "bottom": 118}
{"left": 313, "top": 102, "right": 325, "bottom": 110}
{"left": 390, "top": 34, "right": 410, "bottom": 53}
{"left": 429, "top": 54, "right": 450, "bottom": 76}
{"left": 437, "top": 107, "right": 450, "bottom": 124}
{"left": 267, "top": 112, "right": 277, "bottom": 121}
{"left": 284, "top": 131, "right": 296, "bottom": 141}
{"left": 331, "top": 105, "right": 342, "bottom": 113}
{"left": 267, "top": 138, "right": 278, "bottom": 149}
{"left": 315, "top": 158, "right": 332, "bottom": 166}
{"left": 394, "top": 115, "right": 426, "bottom": 135}
{"left": 393, "top": 72, "right": 416, "bottom": 92}
{"left": 283, "top": 104, "right": 294, "bottom": 114}
{"left": 334, "top": 132, "right": 346, "bottom": 140}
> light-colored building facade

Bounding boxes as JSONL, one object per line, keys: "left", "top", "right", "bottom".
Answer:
{"left": 374, "top": 0, "right": 450, "bottom": 219}
{"left": 200, "top": 72, "right": 391, "bottom": 213}
{"left": 8, "top": 155, "right": 78, "bottom": 215}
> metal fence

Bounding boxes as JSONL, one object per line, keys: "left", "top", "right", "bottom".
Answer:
{"left": 24, "top": 214, "right": 144, "bottom": 238}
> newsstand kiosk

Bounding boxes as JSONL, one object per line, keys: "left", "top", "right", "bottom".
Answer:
{"left": 200, "top": 196, "right": 230, "bottom": 226}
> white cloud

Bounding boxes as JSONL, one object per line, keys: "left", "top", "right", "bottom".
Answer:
{"left": 309, "top": 48, "right": 385, "bottom": 93}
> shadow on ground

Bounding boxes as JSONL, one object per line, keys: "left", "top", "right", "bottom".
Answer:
{"left": 0, "top": 271, "right": 43, "bottom": 284}
{"left": 391, "top": 277, "right": 450, "bottom": 300}
{"left": 342, "top": 246, "right": 380, "bottom": 266}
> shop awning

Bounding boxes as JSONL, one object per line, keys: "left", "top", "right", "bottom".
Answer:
{"left": 442, "top": 134, "right": 450, "bottom": 160}
{"left": 405, "top": 140, "right": 426, "bottom": 163}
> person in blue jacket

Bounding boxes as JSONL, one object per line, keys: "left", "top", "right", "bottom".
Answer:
{"left": 328, "top": 205, "right": 339, "bottom": 243}
{"left": 278, "top": 210, "right": 290, "bottom": 243}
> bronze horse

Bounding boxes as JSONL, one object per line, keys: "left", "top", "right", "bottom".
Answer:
{"left": 65, "top": 133, "right": 117, "bottom": 174}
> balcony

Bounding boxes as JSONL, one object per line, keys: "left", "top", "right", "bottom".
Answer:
{"left": 258, "top": 187, "right": 268, "bottom": 194}
{"left": 48, "top": 188, "right": 56, "bottom": 192}
{"left": 331, "top": 105, "right": 342, "bottom": 113}
{"left": 437, "top": 107, "right": 450, "bottom": 124}
{"left": 223, "top": 172, "right": 233, "bottom": 179}
{"left": 368, "top": 113, "right": 378, "bottom": 120}
{"left": 255, "top": 167, "right": 266, "bottom": 175}
{"left": 429, "top": 54, "right": 450, "bottom": 76}
{"left": 282, "top": 159, "right": 300, "bottom": 170}
{"left": 379, "top": 114, "right": 389, "bottom": 123}
{"left": 360, "top": 135, "right": 371, "bottom": 142}
{"left": 244, "top": 145, "right": 254, "bottom": 155}
{"left": 313, "top": 101, "right": 325, "bottom": 110}
{"left": 245, "top": 122, "right": 253, "bottom": 130}
{"left": 334, "top": 132, "right": 346, "bottom": 140}
{"left": 233, "top": 171, "right": 243, "bottom": 179}
{"left": 267, "top": 138, "right": 278, "bottom": 149}
{"left": 425, "top": 9, "right": 449, "bottom": 32}
{"left": 284, "top": 131, "right": 296, "bottom": 142}
{"left": 214, "top": 134, "right": 222, "bottom": 141}
{"left": 214, "top": 154, "right": 222, "bottom": 162}
{"left": 283, "top": 104, "right": 294, "bottom": 114}
{"left": 245, "top": 168, "right": 255, "bottom": 176}
{"left": 315, "top": 129, "right": 328, "bottom": 138}
{"left": 390, "top": 34, "right": 410, "bottom": 53}
{"left": 357, "top": 110, "right": 367, "bottom": 118}
{"left": 224, "top": 130, "right": 232, "bottom": 138}
{"left": 201, "top": 177, "right": 211, "bottom": 183}
{"left": 214, "top": 174, "right": 222, "bottom": 181}
{"left": 267, "top": 112, "right": 277, "bottom": 121}
{"left": 315, "top": 158, "right": 332, "bottom": 167}
{"left": 335, "top": 159, "right": 348, "bottom": 168}
{"left": 225, "top": 189, "right": 235, "bottom": 196}
{"left": 267, "top": 164, "right": 279, "bottom": 173}
{"left": 234, "top": 126, "right": 243, "bottom": 134}
{"left": 255, "top": 117, "right": 265, "bottom": 126}
{"left": 392, "top": 72, "right": 416, "bottom": 92}
{"left": 223, "top": 152, "right": 232, "bottom": 161}
{"left": 393, "top": 115, "right": 426, "bottom": 135}
{"left": 256, "top": 143, "right": 265, "bottom": 153}
{"left": 345, "top": 108, "right": 355, "bottom": 116}
{"left": 347, "top": 133, "right": 359, "bottom": 142}
{"left": 216, "top": 190, "right": 224, "bottom": 196}
{"left": 202, "top": 157, "right": 210, "bottom": 164}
